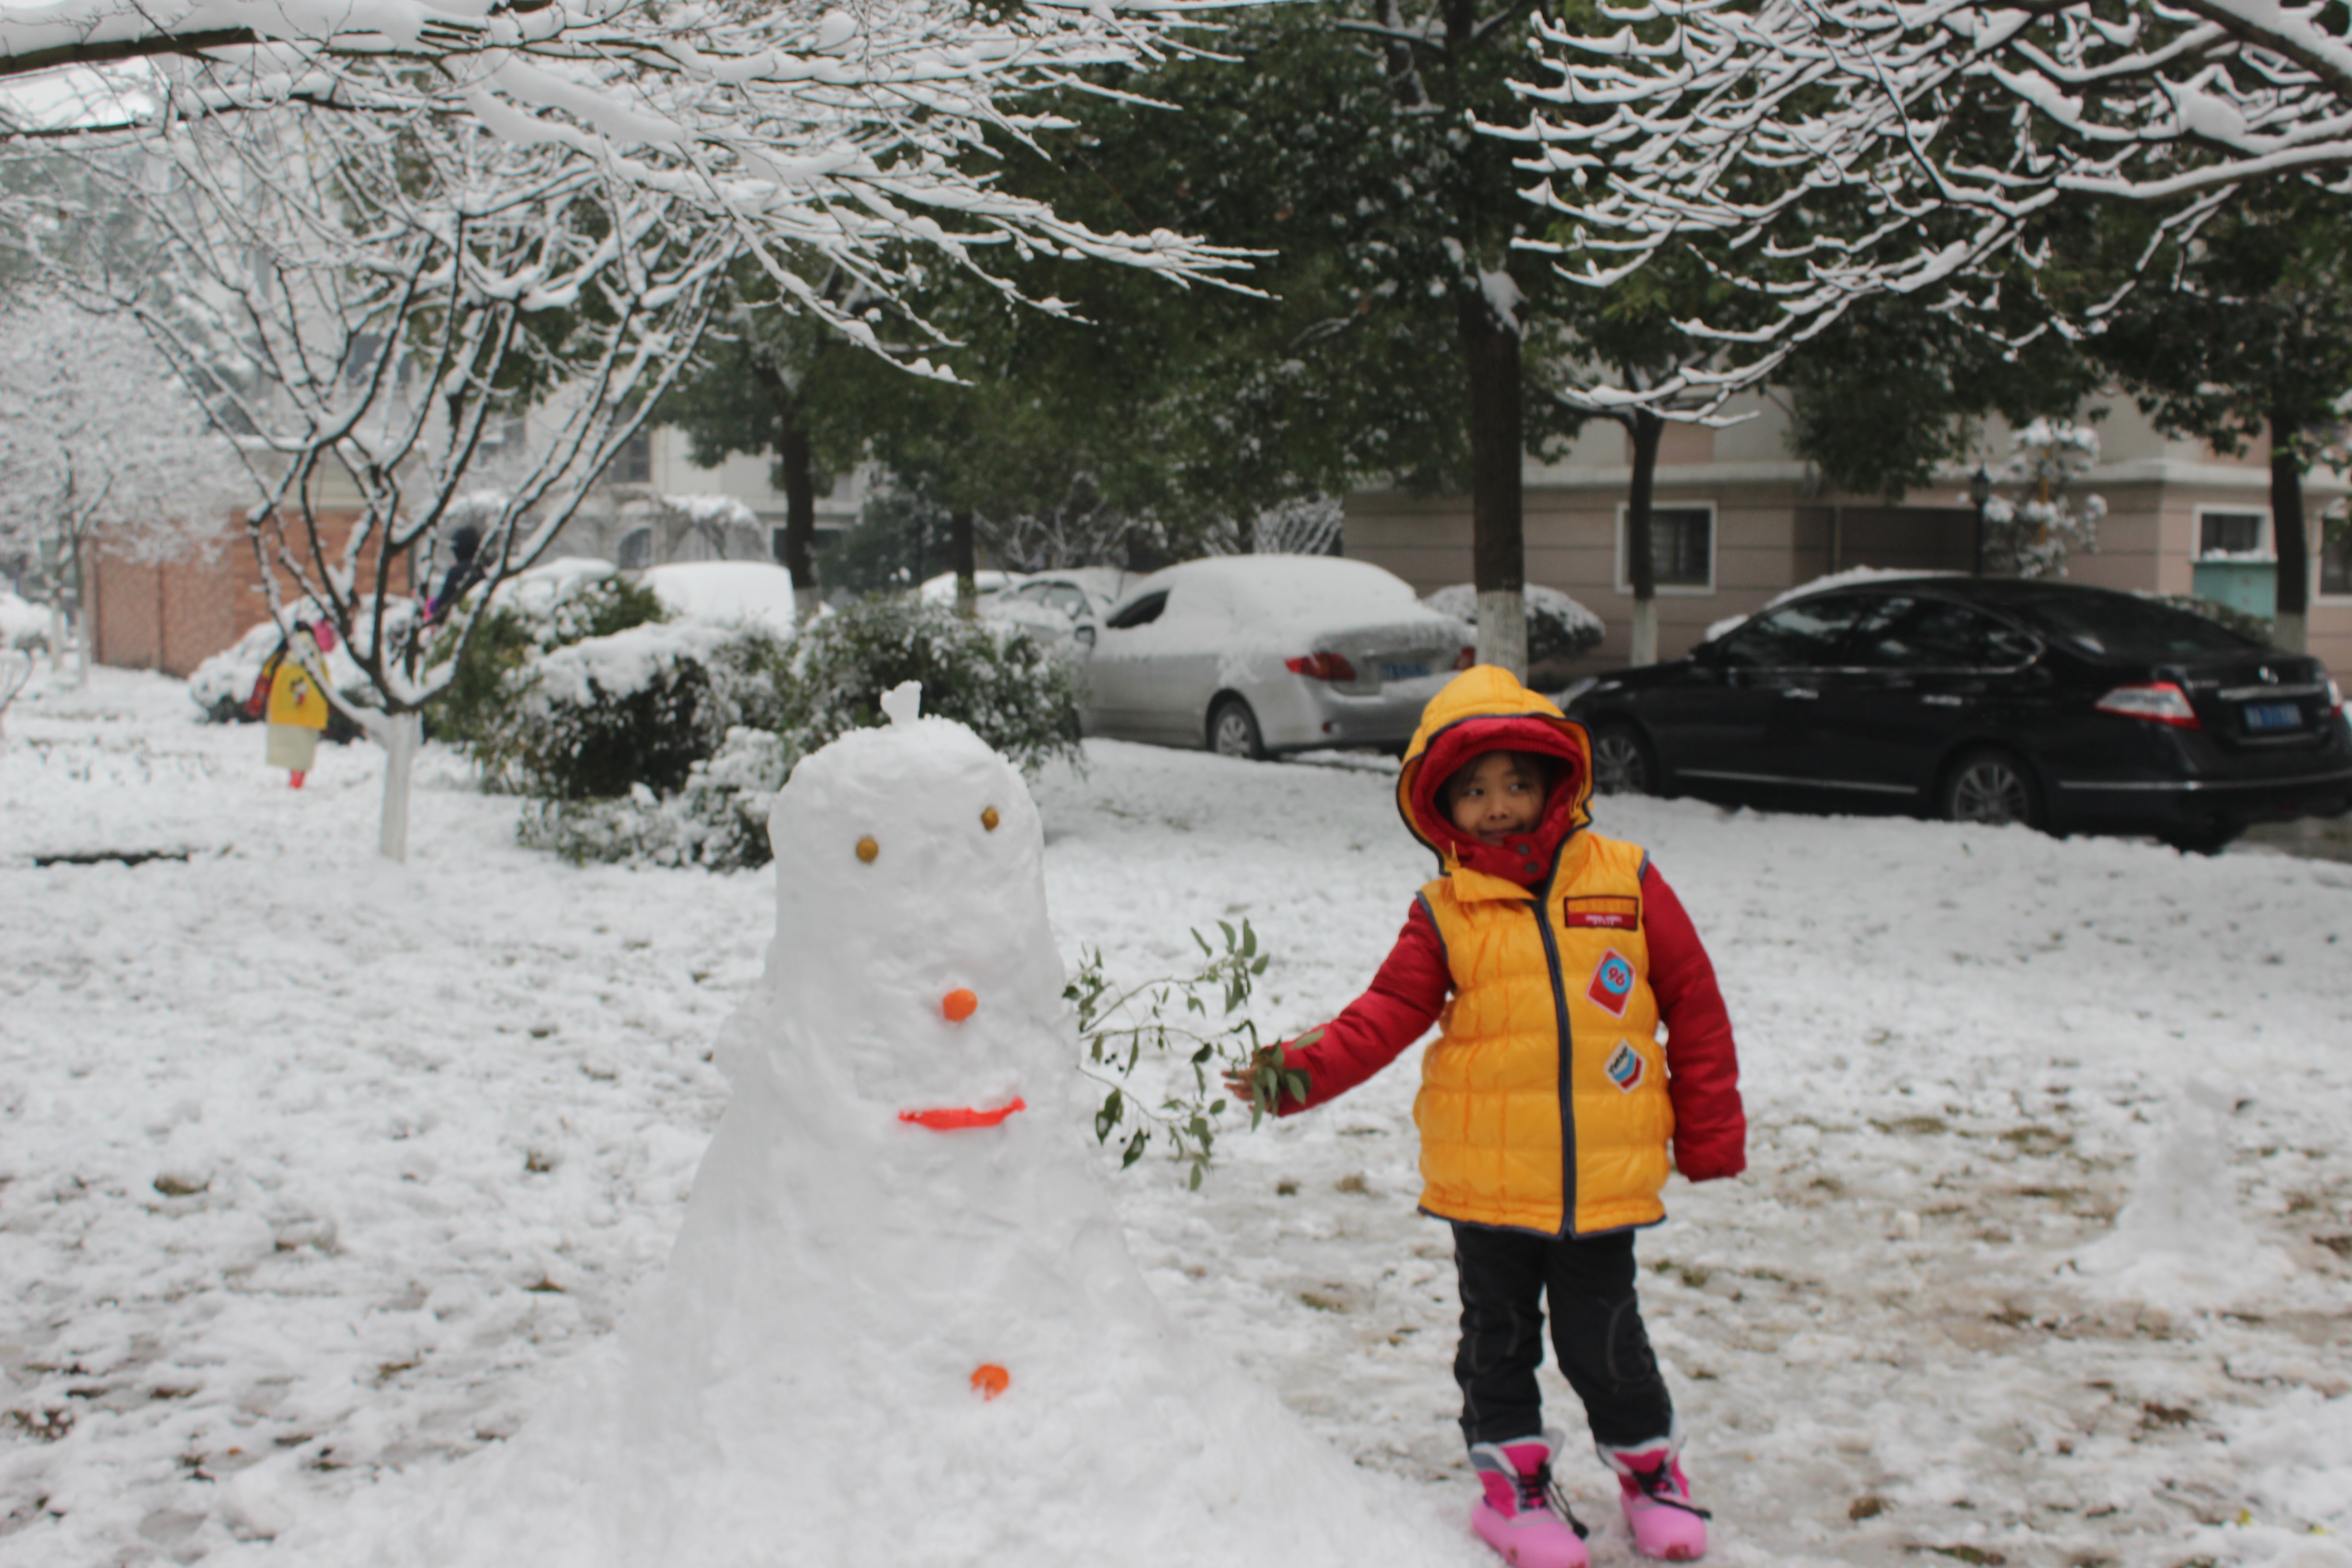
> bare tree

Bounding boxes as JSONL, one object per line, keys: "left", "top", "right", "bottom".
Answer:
{"left": 8, "top": 0, "right": 1247, "bottom": 860}
{"left": 0, "top": 292, "right": 241, "bottom": 680}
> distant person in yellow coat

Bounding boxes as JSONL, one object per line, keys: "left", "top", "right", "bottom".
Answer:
{"left": 265, "top": 623, "right": 332, "bottom": 788}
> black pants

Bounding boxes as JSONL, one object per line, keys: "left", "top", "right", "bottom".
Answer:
{"left": 1452, "top": 1224, "right": 1674, "bottom": 1450}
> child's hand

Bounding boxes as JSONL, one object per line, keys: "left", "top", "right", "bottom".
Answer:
{"left": 1226, "top": 1032, "right": 1318, "bottom": 1127}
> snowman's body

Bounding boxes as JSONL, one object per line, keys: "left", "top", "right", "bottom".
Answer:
{"left": 295, "top": 691, "right": 1475, "bottom": 1568}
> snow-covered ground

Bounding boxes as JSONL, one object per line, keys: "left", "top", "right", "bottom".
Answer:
{"left": 3, "top": 668, "right": 2348, "bottom": 1568}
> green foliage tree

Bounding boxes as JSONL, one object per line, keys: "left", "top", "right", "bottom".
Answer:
{"left": 2085, "top": 183, "right": 2352, "bottom": 652}
{"left": 676, "top": 3, "right": 1595, "bottom": 667}
{"left": 1779, "top": 292, "right": 2105, "bottom": 510}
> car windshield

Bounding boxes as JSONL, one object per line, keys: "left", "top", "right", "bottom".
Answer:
{"left": 2004, "top": 591, "right": 2256, "bottom": 660}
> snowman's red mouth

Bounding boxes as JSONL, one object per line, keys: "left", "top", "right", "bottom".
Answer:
{"left": 898, "top": 1097, "right": 1027, "bottom": 1131}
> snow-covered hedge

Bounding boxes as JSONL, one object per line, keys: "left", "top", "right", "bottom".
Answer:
{"left": 510, "top": 596, "right": 1081, "bottom": 870}
{"left": 425, "top": 560, "right": 667, "bottom": 751}
{"left": 480, "top": 620, "right": 798, "bottom": 803}
{"left": 520, "top": 726, "right": 797, "bottom": 872}
{"left": 788, "top": 596, "right": 1082, "bottom": 780}
{"left": 0, "top": 589, "right": 48, "bottom": 653}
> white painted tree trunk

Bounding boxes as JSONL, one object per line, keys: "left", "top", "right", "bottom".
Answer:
{"left": 1475, "top": 588, "right": 1528, "bottom": 681}
{"left": 2274, "top": 610, "right": 2308, "bottom": 655}
{"left": 1631, "top": 598, "right": 1659, "bottom": 667}
{"left": 379, "top": 711, "right": 423, "bottom": 862}
{"left": 794, "top": 585, "right": 823, "bottom": 628}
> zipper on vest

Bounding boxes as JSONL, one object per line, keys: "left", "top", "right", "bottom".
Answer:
{"left": 1531, "top": 899, "right": 1576, "bottom": 1237}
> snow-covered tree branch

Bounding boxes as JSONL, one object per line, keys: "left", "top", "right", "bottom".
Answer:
{"left": 4, "top": 0, "right": 1255, "bottom": 859}
{"left": 0, "top": 0, "right": 1250, "bottom": 341}
{"left": 1501, "top": 0, "right": 2352, "bottom": 409}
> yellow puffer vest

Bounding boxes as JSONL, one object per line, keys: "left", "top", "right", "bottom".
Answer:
{"left": 1398, "top": 668, "right": 1675, "bottom": 1236}
{"left": 1414, "top": 834, "right": 1673, "bottom": 1235}
{"left": 266, "top": 650, "right": 329, "bottom": 730}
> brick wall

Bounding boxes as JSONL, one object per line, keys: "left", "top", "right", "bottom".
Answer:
{"left": 89, "top": 514, "right": 407, "bottom": 678}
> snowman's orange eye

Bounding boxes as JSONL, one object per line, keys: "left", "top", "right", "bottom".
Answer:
{"left": 855, "top": 836, "right": 880, "bottom": 863}
{"left": 981, "top": 807, "right": 1000, "bottom": 832}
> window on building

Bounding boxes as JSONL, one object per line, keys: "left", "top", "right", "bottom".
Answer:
{"left": 618, "top": 527, "right": 653, "bottom": 571}
{"left": 2197, "top": 510, "right": 2266, "bottom": 557}
{"left": 612, "top": 431, "right": 652, "bottom": 486}
{"left": 2323, "top": 511, "right": 2352, "bottom": 597}
{"left": 1617, "top": 505, "right": 1715, "bottom": 592}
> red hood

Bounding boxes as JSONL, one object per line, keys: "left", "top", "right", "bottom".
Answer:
{"left": 1397, "top": 669, "right": 1593, "bottom": 888}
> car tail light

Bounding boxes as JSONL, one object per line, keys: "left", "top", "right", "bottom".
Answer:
{"left": 1454, "top": 646, "right": 1477, "bottom": 671}
{"left": 1285, "top": 652, "right": 1358, "bottom": 682}
{"left": 2094, "top": 681, "right": 2202, "bottom": 730}
{"left": 2329, "top": 677, "right": 2344, "bottom": 718}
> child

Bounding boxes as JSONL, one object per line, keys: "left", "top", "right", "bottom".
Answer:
{"left": 263, "top": 622, "right": 331, "bottom": 788}
{"left": 1226, "top": 666, "right": 1744, "bottom": 1568}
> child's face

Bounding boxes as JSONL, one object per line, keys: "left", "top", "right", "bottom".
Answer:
{"left": 1445, "top": 752, "right": 1545, "bottom": 845}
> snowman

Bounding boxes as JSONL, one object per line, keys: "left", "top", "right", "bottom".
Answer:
{"left": 292, "top": 685, "right": 1474, "bottom": 1568}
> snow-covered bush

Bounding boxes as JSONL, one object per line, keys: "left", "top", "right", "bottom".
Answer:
{"left": 0, "top": 589, "right": 48, "bottom": 652}
{"left": 1424, "top": 583, "right": 1605, "bottom": 686}
{"left": 510, "top": 597, "right": 1081, "bottom": 870}
{"left": 479, "top": 621, "right": 797, "bottom": 801}
{"left": 787, "top": 597, "right": 1083, "bottom": 780}
{"left": 520, "top": 727, "right": 798, "bottom": 871}
{"left": 426, "top": 564, "right": 667, "bottom": 752}
{"left": 1979, "top": 420, "right": 2106, "bottom": 580}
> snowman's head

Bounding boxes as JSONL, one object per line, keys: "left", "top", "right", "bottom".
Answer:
{"left": 746, "top": 684, "right": 1069, "bottom": 1125}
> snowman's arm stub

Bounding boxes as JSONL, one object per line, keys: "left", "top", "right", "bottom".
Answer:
{"left": 1267, "top": 902, "right": 1450, "bottom": 1116}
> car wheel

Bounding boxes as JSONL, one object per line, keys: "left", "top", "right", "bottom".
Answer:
{"left": 1208, "top": 697, "right": 1266, "bottom": 760}
{"left": 1939, "top": 747, "right": 2044, "bottom": 830}
{"left": 1589, "top": 722, "right": 1658, "bottom": 797}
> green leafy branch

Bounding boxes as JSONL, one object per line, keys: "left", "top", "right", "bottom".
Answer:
{"left": 1065, "top": 919, "right": 1269, "bottom": 1190}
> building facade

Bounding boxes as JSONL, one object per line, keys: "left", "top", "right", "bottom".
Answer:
{"left": 1347, "top": 396, "right": 2352, "bottom": 676}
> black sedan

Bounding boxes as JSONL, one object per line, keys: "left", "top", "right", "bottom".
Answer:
{"left": 1563, "top": 577, "right": 2352, "bottom": 852}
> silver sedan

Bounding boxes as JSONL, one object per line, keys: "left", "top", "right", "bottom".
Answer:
{"left": 1075, "top": 557, "right": 1475, "bottom": 758}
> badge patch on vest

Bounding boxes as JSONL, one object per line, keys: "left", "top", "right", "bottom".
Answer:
{"left": 1587, "top": 950, "right": 1636, "bottom": 1016}
{"left": 1605, "top": 1039, "right": 1646, "bottom": 1092}
{"left": 1563, "top": 895, "right": 1640, "bottom": 930}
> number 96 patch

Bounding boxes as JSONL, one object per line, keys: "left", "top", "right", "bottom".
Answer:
{"left": 1586, "top": 950, "right": 1636, "bottom": 1017}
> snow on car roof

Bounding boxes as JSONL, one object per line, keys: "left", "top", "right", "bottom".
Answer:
{"left": 1113, "top": 555, "right": 1442, "bottom": 637}
{"left": 642, "top": 561, "right": 799, "bottom": 633}
{"left": 916, "top": 570, "right": 1016, "bottom": 603}
{"left": 498, "top": 557, "right": 618, "bottom": 613}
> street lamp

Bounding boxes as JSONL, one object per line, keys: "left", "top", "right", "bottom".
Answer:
{"left": 1967, "top": 465, "right": 1994, "bottom": 577}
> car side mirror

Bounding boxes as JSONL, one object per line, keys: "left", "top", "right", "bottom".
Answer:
{"left": 1074, "top": 623, "right": 1097, "bottom": 649}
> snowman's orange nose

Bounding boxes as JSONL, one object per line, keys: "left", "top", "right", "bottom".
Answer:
{"left": 942, "top": 989, "right": 979, "bottom": 1022}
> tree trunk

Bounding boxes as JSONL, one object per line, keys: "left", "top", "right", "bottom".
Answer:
{"left": 774, "top": 411, "right": 823, "bottom": 626}
{"left": 1626, "top": 408, "right": 1664, "bottom": 666}
{"left": 2270, "top": 413, "right": 2310, "bottom": 653}
{"left": 1460, "top": 293, "right": 1527, "bottom": 679}
{"left": 378, "top": 710, "right": 422, "bottom": 862}
{"left": 951, "top": 510, "right": 978, "bottom": 617}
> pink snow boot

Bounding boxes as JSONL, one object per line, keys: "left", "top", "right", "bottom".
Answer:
{"left": 1469, "top": 1432, "right": 1589, "bottom": 1568}
{"left": 1599, "top": 1430, "right": 1710, "bottom": 1562}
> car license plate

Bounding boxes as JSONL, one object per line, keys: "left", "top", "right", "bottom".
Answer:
{"left": 1378, "top": 660, "right": 1430, "bottom": 682}
{"left": 2243, "top": 701, "right": 2304, "bottom": 732}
